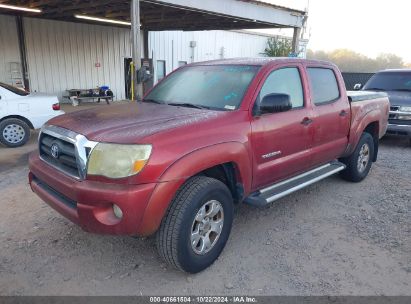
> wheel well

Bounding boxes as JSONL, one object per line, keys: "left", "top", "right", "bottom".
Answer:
{"left": 0, "top": 115, "right": 34, "bottom": 129}
{"left": 363, "top": 122, "right": 379, "bottom": 162}
{"left": 197, "top": 163, "right": 244, "bottom": 204}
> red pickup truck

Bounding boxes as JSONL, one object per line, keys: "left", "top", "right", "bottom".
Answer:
{"left": 29, "top": 58, "right": 389, "bottom": 273}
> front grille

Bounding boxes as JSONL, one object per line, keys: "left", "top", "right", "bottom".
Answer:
{"left": 388, "top": 119, "right": 411, "bottom": 126}
{"left": 39, "top": 125, "right": 98, "bottom": 180}
{"left": 389, "top": 106, "right": 399, "bottom": 119}
{"left": 39, "top": 133, "right": 80, "bottom": 178}
{"left": 389, "top": 105, "right": 411, "bottom": 120}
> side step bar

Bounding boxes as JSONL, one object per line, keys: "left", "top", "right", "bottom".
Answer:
{"left": 244, "top": 161, "right": 346, "bottom": 207}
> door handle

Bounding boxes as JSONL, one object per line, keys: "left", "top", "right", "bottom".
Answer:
{"left": 339, "top": 110, "right": 348, "bottom": 117}
{"left": 301, "top": 117, "right": 313, "bottom": 126}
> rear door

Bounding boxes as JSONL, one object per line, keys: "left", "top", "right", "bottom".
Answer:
{"left": 250, "top": 63, "right": 315, "bottom": 190}
{"left": 306, "top": 66, "right": 350, "bottom": 165}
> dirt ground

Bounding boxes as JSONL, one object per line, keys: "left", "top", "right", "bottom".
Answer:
{"left": 0, "top": 106, "right": 410, "bottom": 295}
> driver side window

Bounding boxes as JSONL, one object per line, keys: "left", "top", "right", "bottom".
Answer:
{"left": 259, "top": 67, "right": 304, "bottom": 109}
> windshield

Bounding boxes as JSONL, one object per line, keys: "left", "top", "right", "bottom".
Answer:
{"left": 144, "top": 65, "right": 260, "bottom": 110}
{"left": 0, "top": 82, "right": 29, "bottom": 96}
{"left": 363, "top": 72, "right": 411, "bottom": 91}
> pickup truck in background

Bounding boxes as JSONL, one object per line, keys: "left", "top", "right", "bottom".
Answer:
{"left": 357, "top": 69, "right": 411, "bottom": 144}
{"left": 0, "top": 82, "right": 64, "bottom": 147}
{"left": 28, "top": 58, "right": 389, "bottom": 273}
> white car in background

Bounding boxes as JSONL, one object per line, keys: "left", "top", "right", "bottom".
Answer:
{"left": 0, "top": 82, "right": 64, "bottom": 147}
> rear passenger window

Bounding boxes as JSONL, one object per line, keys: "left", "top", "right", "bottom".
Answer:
{"left": 260, "top": 67, "right": 304, "bottom": 108}
{"left": 307, "top": 68, "right": 340, "bottom": 104}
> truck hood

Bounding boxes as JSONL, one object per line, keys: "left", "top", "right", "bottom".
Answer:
{"left": 46, "top": 102, "right": 224, "bottom": 143}
{"left": 384, "top": 90, "right": 411, "bottom": 107}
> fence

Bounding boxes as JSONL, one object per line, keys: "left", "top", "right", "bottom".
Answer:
{"left": 342, "top": 72, "right": 375, "bottom": 90}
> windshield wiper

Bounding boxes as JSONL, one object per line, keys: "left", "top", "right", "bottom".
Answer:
{"left": 167, "top": 102, "right": 210, "bottom": 109}
{"left": 142, "top": 98, "right": 165, "bottom": 104}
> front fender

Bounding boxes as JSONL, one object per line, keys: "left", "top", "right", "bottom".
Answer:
{"left": 137, "top": 142, "right": 251, "bottom": 236}
{"left": 159, "top": 142, "right": 251, "bottom": 185}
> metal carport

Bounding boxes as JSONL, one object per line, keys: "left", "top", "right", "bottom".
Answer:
{"left": 0, "top": 0, "right": 306, "bottom": 98}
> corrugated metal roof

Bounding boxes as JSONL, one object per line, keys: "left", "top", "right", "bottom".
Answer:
{"left": 238, "top": 0, "right": 306, "bottom": 15}
{"left": 0, "top": 0, "right": 305, "bottom": 30}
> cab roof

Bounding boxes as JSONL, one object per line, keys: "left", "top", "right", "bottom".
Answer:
{"left": 190, "top": 57, "right": 334, "bottom": 67}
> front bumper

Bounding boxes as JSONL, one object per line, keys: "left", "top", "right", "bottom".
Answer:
{"left": 29, "top": 152, "right": 157, "bottom": 235}
{"left": 387, "top": 123, "right": 411, "bottom": 137}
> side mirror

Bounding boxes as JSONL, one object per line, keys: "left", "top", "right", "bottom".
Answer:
{"left": 353, "top": 83, "right": 362, "bottom": 90}
{"left": 259, "top": 93, "right": 292, "bottom": 115}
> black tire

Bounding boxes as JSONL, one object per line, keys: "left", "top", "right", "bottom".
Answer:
{"left": 340, "top": 132, "right": 375, "bottom": 182}
{"left": 0, "top": 118, "right": 30, "bottom": 148}
{"left": 156, "top": 176, "right": 234, "bottom": 273}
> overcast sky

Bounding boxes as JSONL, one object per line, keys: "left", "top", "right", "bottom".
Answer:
{"left": 259, "top": 0, "right": 411, "bottom": 63}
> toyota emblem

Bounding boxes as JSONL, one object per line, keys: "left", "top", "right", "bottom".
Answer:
{"left": 50, "top": 143, "right": 60, "bottom": 159}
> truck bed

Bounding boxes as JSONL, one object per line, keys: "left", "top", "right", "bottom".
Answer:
{"left": 345, "top": 91, "right": 390, "bottom": 159}
{"left": 347, "top": 91, "right": 388, "bottom": 102}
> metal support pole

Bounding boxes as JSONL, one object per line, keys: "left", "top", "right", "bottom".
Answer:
{"left": 143, "top": 30, "right": 149, "bottom": 59}
{"left": 292, "top": 27, "right": 301, "bottom": 54}
{"left": 131, "top": 0, "right": 143, "bottom": 101}
{"left": 16, "top": 16, "right": 30, "bottom": 91}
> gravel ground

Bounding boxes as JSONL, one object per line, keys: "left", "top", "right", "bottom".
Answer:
{"left": 0, "top": 135, "right": 410, "bottom": 296}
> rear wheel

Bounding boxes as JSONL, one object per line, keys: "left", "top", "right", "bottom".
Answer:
{"left": 0, "top": 118, "right": 30, "bottom": 148}
{"left": 156, "top": 176, "right": 233, "bottom": 273}
{"left": 340, "top": 132, "right": 375, "bottom": 182}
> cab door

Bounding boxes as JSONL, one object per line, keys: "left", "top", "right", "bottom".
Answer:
{"left": 305, "top": 66, "right": 351, "bottom": 165}
{"left": 250, "top": 64, "right": 314, "bottom": 190}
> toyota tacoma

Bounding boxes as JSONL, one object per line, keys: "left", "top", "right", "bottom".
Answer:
{"left": 29, "top": 58, "right": 389, "bottom": 273}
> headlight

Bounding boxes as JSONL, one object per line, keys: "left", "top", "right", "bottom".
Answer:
{"left": 399, "top": 106, "right": 411, "bottom": 112}
{"left": 87, "top": 143, "right": 152, "bottom": 178}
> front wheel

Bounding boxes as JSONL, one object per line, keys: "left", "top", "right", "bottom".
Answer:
{"left": 340, "top": 132, "right": 375, "bottom": 182}
{"left": 156, "top": 176, "right": 234, "bottom": 273}
{"left": 0, "top": 118, "right": 30, "bottom": 148}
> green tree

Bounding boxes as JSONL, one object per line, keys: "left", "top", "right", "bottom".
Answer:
{"left": 375, "top": 53, "right": 404, "bottom": 70}
{"left": 307, "top": 49, "right": 405, "bottom": 72}
{"left": 261, "top": 37, "right": 292, "bottom": 57}
{"left": 307, "top": 49, "right": 329, "bottom": 61}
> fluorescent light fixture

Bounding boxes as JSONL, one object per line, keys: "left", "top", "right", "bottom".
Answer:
{"left": 0, "top": 4, "right": 42, "bottom": 13}
{"left": 75, "top": 14, "right": 131, "bottom": 26}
